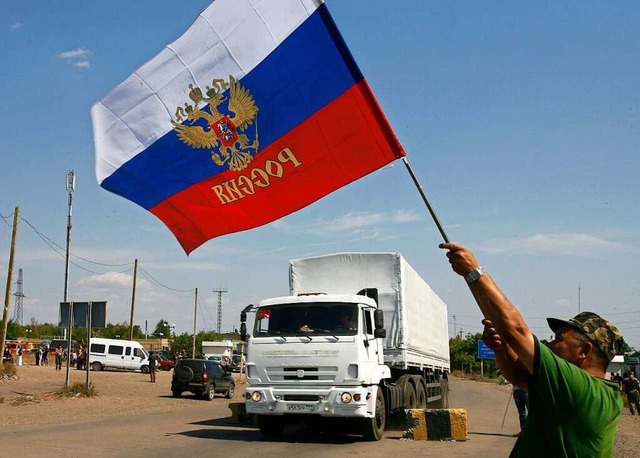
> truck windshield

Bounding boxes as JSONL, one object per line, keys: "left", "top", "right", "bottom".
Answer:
{"left": 254, "top": 302, "right": 358, "bottom": 337}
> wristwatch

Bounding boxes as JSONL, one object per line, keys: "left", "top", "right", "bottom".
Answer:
{"left": 465, "top": 266, "right": 486, "bottom": 284}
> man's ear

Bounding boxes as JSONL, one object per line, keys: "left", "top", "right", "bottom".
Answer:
{"left": 578, "top": 340, "right": 595, "bottom": 360}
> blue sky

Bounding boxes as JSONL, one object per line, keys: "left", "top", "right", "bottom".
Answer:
{"left": 1, "top": 1, "right": 639, "bottom": 347}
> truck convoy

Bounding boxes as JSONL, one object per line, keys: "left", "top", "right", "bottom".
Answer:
{"left": 241, "top": 252, "right": 450, "bottom": 441}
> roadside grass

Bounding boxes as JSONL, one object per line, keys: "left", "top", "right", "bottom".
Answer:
{"left": 55, "top": 381, "right": 99, "bottom": 398}
{"left": 2, "top": 362, "right": 17, "bottom": 378}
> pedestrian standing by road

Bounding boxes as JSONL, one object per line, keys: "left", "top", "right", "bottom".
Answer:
{"left": 148, "top": 351, "right": 159, "bottom": 383}
{"left": 55, "top": 346, "right": 63, "bottom": 371}
{"left": 41, "top": 346, "right": 49, "bottom": 366}
{"left": 622, "top": 371, "right": 640, "bottom": 415}
{"left": 512, "top": 386, "right": 528, "bottom": 432}
{"left": 16, "top": 344, "right": 23, "bottom": 366}
{"left": 440, "top": 242, "right": 625, "bottom": 457}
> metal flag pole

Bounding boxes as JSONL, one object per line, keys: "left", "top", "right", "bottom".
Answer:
{"left": 401, "top": 157, "right": 449, "bottom": 243}
{"left": 402, "top": 157, "right": 491, "bottom": 318}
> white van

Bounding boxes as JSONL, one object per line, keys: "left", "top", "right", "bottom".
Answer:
{"left": 89, "top": 338, "right": 150, "bottom": 373}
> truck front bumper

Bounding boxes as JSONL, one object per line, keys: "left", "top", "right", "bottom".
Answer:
{"left": 244, "top": 385, "right": 376, "bottom": 418}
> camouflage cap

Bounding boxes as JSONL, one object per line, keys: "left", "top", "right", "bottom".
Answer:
{"left": 547, "top": 311, "right": 624, "bottom": 362}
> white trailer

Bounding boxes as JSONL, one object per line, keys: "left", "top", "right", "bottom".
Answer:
{"left": 242, "top": 252, "right": 450, "bottom": 441}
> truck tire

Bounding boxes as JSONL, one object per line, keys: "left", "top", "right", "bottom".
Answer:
{"left": 362, "top": 386, "right": 386, "bottom": 441}
{"left": 415, "top": 380, "right": 427, "bottom": 408}
{"left": 140, "top": 365, "right": 149, "bottom": 374}
{"left": 90, "top": 362, "right": 102, "bottom": 372}
{"left": 404, "top": 382, "right": 417, "bottom": 409}
{"left": 258, "top": 415, "right": 285, "bottom": 439}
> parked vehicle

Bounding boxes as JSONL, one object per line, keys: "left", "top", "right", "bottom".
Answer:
{"left": 230, "top": 354, "right": 244, "bottom": 373}
{"left": 241, "top": 252, "right": 450, "bottom": 441}
{"left": 88, "top": 337, "right": 150, "bottom": 373}
{"left": 172, "top": 359, "right": 235, "bottom": 400}
{"left": 156, "top": 352, "right": 174, "bottom": 371}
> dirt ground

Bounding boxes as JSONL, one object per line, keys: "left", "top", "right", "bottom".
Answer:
{"left": 1, "top": 362, "right": 638, "bottom": 457}
{"left": 0, "top": 361, "right": 242, "bottom": 429}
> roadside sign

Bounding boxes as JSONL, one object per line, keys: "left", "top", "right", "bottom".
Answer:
{"left": 478, "top": 340, "right": 496, "bottom": 360}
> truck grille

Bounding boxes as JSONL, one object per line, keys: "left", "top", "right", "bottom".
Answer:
{"left": 265, "top": 366, "right": 338, "bottom": 382}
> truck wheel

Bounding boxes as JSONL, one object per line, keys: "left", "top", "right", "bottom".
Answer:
{"left": 172, "top": 389, "right": 182, "bottom": 398}
{"left": 404, "top": 382, "right": 417, "bottom": 409}
{"left": 362, "top": 386, "right": 386, "bottom": 441}
{"left": 90, "top": 362, "right": 102, "bottom": 371}
{"left": 258, "top": 415, "right": 285, "bottom": 439}
{"left": 225, "top": 383, "right": 235, "bottom": 399}
{"left": 140, "top": 365, "right": 149, "bottom": 374}
{"left": 415, "top": 381, "right": 427, "bottom": 408}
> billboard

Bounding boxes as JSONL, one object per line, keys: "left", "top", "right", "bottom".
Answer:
{"left": 59, "top": 302, "right": 107, "bottom": 328}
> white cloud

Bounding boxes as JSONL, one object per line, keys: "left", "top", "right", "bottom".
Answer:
{"left": 59, "top": 48, "right": 91, "bottom": 59}
{"left": 10, "top": 23, "right": 22, "bottom": 30}
{"left": 59, "top": 48, "right": 92, "bottom": 69}
{"left": 480, "top": 233, "right": 625, "bottom": 258}
{"left": 72, "top": 61, "right": 90, "bottom": 69}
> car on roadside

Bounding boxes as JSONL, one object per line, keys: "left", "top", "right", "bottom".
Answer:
{"left": 171, "top": 358, "right": 235, "bottom": 401}
{"left": 156, "top": 353, "right": 174, "bottom": 371}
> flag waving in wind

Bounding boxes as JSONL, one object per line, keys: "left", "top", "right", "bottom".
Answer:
{"left": 92, "top": 0, "right": 405, "bottom": 254}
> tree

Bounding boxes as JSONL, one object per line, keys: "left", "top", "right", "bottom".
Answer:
{"left": 449, "top": 332, "right": 498, "bottom": 376}
{"left": 153, "top": 319, "right": 171, "bottom": 337}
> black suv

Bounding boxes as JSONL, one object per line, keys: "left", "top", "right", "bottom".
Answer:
{"left": 171, "top": 359, "right": 235, "bottom": 400}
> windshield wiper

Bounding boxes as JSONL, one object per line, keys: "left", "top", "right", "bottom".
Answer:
{"left": 311, "top": 328, "right": 338, "bottom": 339}
{"left": 268, "top": 330, "right": 287, "bottom": 341}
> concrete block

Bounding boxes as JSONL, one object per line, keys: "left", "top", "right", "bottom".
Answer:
{"left": 402, "top": 408, "right": 467, "bottom": 441}
{"left": 228, "top": 401, "right": 254, "bottom": 424}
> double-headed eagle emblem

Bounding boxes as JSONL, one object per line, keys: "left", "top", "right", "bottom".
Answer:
{"left": 172, "top": 76, "right": 259, "bottom": 172}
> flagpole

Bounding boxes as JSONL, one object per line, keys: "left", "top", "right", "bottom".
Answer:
{"left": 402, "top": 157, "right": 449, "bottom": 243}
{"left": 402, "top": 157, "right": 491, "bottom": 318}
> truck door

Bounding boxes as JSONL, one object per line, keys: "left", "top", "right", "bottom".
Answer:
{"left": 363, "top": 310, "right": 375, "bottom": 360}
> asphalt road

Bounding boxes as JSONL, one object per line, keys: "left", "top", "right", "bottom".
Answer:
{"left": 1, "top": 377, "right": 520, "bottom": 457}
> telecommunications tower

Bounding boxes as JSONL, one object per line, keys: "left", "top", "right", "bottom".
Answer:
{"left": 12, "top": 268, "right": 25, "bottom": 325}
{"left": 212, "top": 287, "right": 228, "bottom": 334}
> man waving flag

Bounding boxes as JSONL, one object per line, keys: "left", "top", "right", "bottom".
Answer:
{"left": 92, "top": 0, "right": 405, "bottom": 254}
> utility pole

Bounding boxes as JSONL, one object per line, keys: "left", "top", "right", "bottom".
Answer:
{"left": 192, "top": 288, "right": 198, "bottom": 358}
{"left": 1, "top": 207, "right": 19, "bottom": 360}
{"left": 452, "top": 315, "right": 457, "bottom": 338}
{"left": 212, "top": 287, "right": 228, "bottom": 334}
{"left": 129, "top": 259, "right": 138, "bottom": 340}
{"left": 64, "top": 170, "right": 75, "bottom": 388}
{"left": 63, "top": 170, "right": 75, "bottom": 303}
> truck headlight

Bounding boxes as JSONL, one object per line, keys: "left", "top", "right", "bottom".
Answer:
{"left": 340, "top": 392, "right": 352, "bottom": 403}
{"left": 251, "top": 391, "right": 263, "bottom": 402}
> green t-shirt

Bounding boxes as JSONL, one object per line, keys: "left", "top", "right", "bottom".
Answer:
{"left": 511, "top": 336, "right": 622, "bottom": 458}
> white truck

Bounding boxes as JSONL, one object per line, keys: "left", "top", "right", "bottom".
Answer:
{"left": 241, "top": 252, "right": 450, "bottom": 440}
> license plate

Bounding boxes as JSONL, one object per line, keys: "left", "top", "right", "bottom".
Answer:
{"left": 286, "top": 403, "right": 315, "bottom": 412}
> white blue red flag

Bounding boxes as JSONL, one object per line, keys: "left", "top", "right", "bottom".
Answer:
{"left": 92, "top": 0, "right": 405, "bottom": 254}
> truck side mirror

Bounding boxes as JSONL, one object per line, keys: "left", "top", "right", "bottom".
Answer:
{"left": 374, "top": 309, "right": 384, "bottom": 329}
{"left": 374, "top": 328, "right": 386, "bottom": 339}
{"left": 240, "top": 323, "right": 247, "bottom": 342}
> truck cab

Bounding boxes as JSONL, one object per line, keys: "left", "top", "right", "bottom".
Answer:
{"left": 243, "top": 292, "right": 389, "bottom": 439}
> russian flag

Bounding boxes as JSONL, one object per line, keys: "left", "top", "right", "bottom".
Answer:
{"left": 92, "top": 0, "right": 405, "bottom": 254}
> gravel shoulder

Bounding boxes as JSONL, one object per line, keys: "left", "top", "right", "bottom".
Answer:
{"left": 1, "top": 363, "right": 243, "bottom": 430}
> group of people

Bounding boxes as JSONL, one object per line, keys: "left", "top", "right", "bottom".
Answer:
{"left": 70, "top": 346, "right": 87, "bottom": 370}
